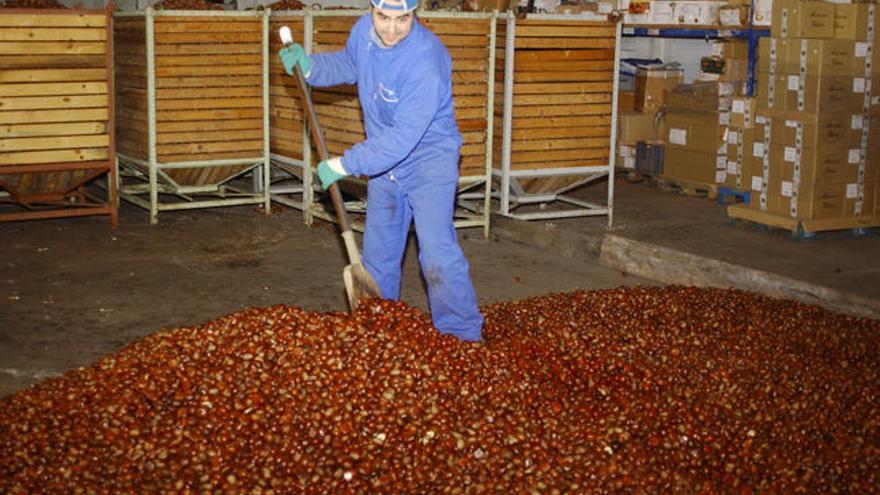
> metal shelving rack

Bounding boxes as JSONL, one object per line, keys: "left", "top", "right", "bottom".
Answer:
{"left": 622, "top": 2, "right": 770, "bottom": 96}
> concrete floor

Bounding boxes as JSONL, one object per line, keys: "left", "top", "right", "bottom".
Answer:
{"left": 2, "top": 177, "right": 878, "bottom": 398}
{"left": 0, "top": 195, "right": 649, "bottom": 398}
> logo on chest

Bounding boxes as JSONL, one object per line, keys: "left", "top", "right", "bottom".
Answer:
{"left": 377, "top": 82, "right": 400, "bottom": 103}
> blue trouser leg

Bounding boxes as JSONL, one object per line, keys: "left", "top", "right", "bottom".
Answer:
{"left": 408, "top": 176, "right": 483, "bottom": 342}
{"left": 362, "top": 176, "right": 412, "bottom": 300}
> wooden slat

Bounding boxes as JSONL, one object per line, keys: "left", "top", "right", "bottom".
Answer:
{"left": 510, "top": 82, "right": 613, "bottom": 94}
{"left": 460, "top": 143, "right": 485, "bottom": 156}
{"left": 515, "top": 25, "right": 614, "bottom": 38}
{"left": 510, "top": 125, "right": 611, "bottom": 141}
{"left": 154, "top": 65, "right": 261, "bottom": 77}
{"left": 0, "top": 94, "right": 107, "bottom": 111}
{"left": 156, "top": 108, "right": 262, "bottom": 121}
{"left": 499, "top": 49, "right": 614, "bottom": 62}
{"left": 157, "top": 139, "right": 263, "bottom": 155}
{"left": 159, "top": 150, "right": 261, "bottom": 163}
{"left": 0, "top": 68, "right": 105, "bottom": 83}
{"left": 157, "top": 119, "right": 262, "bottom": 133}
{"left": 513, "top": 70, "right": 613, "bottom": 83}
{"left": 509, "top": 148, "right": 608, "bottom": 163}
{"left": 155, "top": 97, "right": 262, "bottom": 111}
{"left": 155, "top": 32, "right": 261, "bottom": 43}
{"left": 0, "top": 134, "right": 108, "bottom": 152}
{"left": 509, "top": 115, "right": 611, "bottom": 129}
{"left": 0, "top": 148, "right": 108, "bottom": 166}
{"left": 315, "top": 105, "right": 362, "bottom": 121}
{"left": 156, "top": 75, "right": 262, "bottom": 88}
{"left": 514, "top": 38, "right": 615, "bottom": 49}
{"left": 157, "top": 129, "right": 263, "bottom": 145}
{"left": 0, "top": 14, "right": 105, "bottom": 28}
{"left": 0, "top": 108, "right": 108, "bottom": 124}
{"left": 511, "top": 94, "right": 611, "bottom": 105}
{"left": 153, "top": 21, "right": 261, "bottom": 33}
{"left": 511, "top": 103, "right": 610, "bottom": 118}
{"left": 0, "top": 41, "right": 106, "bottom": 55}
{"left": 158, "top": 86, "right": 262, "bottom": 99}
{"left": 0, "top": 54, "right": 106, "bottom": 69}
{"left": 515, "top": 59, "right": 613, "bottom": 71}
{"left": 1, "top": 121, "right": 106, "bottom": 138}
{"left": 154, "top": 43, "right": 260, "bottom": 55}
{"left": 420, "top": 19, "right": 490, "bottom": 36}
{"left": 454, "top": 95, "right": 488, "bottom": 108}
{"left": 0, "top": 81, "right": 106, "bottom": 97}
{"left": 510, "top": 137, "right": 607, "bottom": 152}
{"left": 516, "top": 19, "right": 613, "bottom": 28}
{"left": 155, "top": 54, "right": 262, "bottom": 67}
{"left": 455, "top": 108, "right": 485, "bottom": 120}
{"left": 0, "top": 27, "right": 105, "bottom": 42}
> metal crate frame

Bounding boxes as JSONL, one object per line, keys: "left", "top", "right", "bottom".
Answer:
{"left": 114, "top": 9, "right": 272, "bottom": 225}
{"left": 494, "top": 12, "right": 620, "bottom": 226}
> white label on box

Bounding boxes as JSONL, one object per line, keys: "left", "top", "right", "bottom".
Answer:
{"left": 755, "top": 115, "right": 768, "bottom": 124}
{"left": 719, "top": 112, "right": 730, "bottom": 126}
{"left": 753, "top": 142, "right": 765, "bottom": 157}
{"left": 788, "top": 75, "right": 800, "bottom": 91}
{"left": 624, "top": 156, "right": 636, "bottom": 169}
{"left": 855, "top": 42, "right": 869, "bottom": 58}
{"left": 716, "top": 171, "right": 727, "bottom": 183}
{"left": 784, "top": 147, "right": 797, "bottom": 162}
{"left": 669, "top": 128, "right": 687, "bottom": 145}
{"left": 786, "top": 120, "right": 798, "bottom": 128}
{"left": 853, "top": 78, "right": 866, "bottom": 93}
{"left": 719, "top": 8, "right": 740, "bottom": 25}
{"left": 732, "top": 99, "right": 746, "bottom": 114}
{"left": 717, "top": 154, "right": 727, "bottom": 168}
{"left": 846, "top": 183, "right": 859, "bottom": 199}
{"left": 781, "top": 181, "right": 793, "bottom": 197}
{"left": 751, "top": 176, "right": 763, "bottom": 191}
{"left": 727, "top": 161, "right": 738, "bottom": 174}
{"left": 849, "top": 149, "right": 861, "bottom": 164}
{"left": 852, "top": 115, "right": 864, "bottom": 130}
{"left": 727, "top": 132, "right": 739, "bottom": 145}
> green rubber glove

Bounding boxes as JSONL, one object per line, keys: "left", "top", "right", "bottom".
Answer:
{"left": 317, "top": 158, "right": 347, "bottom": 190}
{"left": 278, "top": 44, "right": 311, "bottom": 77}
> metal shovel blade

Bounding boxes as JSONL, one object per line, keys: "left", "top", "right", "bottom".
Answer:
{"left": 343, "top": 262, "right": 382, "bottom": 312}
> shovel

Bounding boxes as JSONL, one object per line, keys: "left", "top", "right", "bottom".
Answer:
{"left": 280, "top": 26, "right": 382, "bottom": 313}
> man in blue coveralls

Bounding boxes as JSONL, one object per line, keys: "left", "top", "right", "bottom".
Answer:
{"left": 278, "top": 0, "right": 484, "bottom": 342}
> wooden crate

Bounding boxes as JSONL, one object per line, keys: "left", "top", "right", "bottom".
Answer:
{"left": 0, "top": 6, "right": 116, "bottom": 226}
{"left": 493, "top": 17, "right": 615, "bottom": 194}
{"left": 268, "top": 14, "right": 306, "bottom": 168}
{"left": 270, "top": 13, "right": 493, "bottom": 179}
{"left": 114, "top": 11, "right": 266, "bottom": 187}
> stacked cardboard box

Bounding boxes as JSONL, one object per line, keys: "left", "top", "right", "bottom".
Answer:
{"left": 617, "top": 65, "right": 681, "bottom": 173}
{"left": 662, "top": 81, "right": 747, "bottom": 184}
{"left": 742, "top": 0, "right": 879, "bottom": 223}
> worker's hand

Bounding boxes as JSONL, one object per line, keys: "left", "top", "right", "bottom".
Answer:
{"left": 278, "top": 43, "right": 311, "bottom": 77}
{"left": 316, "top": 157, "right": 348, "bottom": 190}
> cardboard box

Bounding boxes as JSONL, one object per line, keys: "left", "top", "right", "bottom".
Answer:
{"left": 700, "top": 57, "right": 748, "bottom": 82}
{"left": 618, "top": 144, "right": 636, "bottom": 170}
{"left": 618, "top": 91, "right": 636, "bottom": 112}
{"left": 833, "top": 3, "right": 880, "bottom": 41}
{"left": 756, "top": 72, "right": 866, "bottom": 114}
{"left": 771, "top": 114, "right": 864, "bottom": 150}
{"left": 757, "top": 38, "right": 858, "bottom": 77}
{"left": 730, "top": 97, "right": 756, "bottom": 128}
{"left": 769, "top": 144, "right": 860, "bottom": 186}
{"left": 618, "top": 111, "right": 664, "bottom": 145}
{"left": 723, "top": 40, "right": 750, "bottom": 60}
{"left": 667, "top": 82, "right": 743, "bottom": 113}
{"left": 771, "top": 0, "right": 835, "bottom": 39}
{"left": 635, "top": 66, "right": 684, "bottom": 113}
{"left": 665, "top": 110, "right": 726, "bottom": 154}
{"left": 719, "top": 5, "right": 748, "bottom": 26}
{"left": 662, "top": 147, "right": 721, "bottom": 184}
{"left": 722, "top": 128, "right": 748, "bottom": 188}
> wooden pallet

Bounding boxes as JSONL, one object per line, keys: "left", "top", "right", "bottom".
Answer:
{"left": 651, "top": 176, "right": 718, "bottom": 200}
{"left": 728, "top": 204, "right": 880, "bottom": 239}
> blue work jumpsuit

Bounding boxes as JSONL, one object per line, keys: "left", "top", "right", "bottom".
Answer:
{"left": 305, "top": 14, "right": 483, "bottom": 341}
